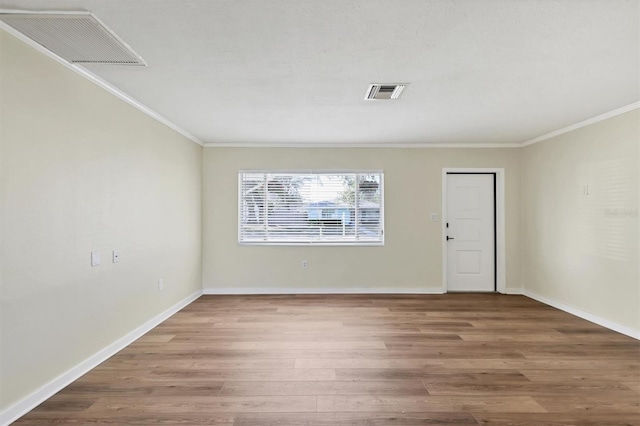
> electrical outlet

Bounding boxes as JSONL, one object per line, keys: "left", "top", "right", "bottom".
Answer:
{"left": 158, "top": 279, "right": 164, "bottom": 291}
{"left": 430, "top": 213, "right": 439, "bottom": 222}
{"left": 302, "top": 260, "right": 308, "bottom": 269}
{"left": 582, "top": 184, "right": 589, "bottom": 195}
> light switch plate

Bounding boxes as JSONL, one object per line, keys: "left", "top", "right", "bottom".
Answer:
{"left": 430, "top": 213, "right": 439, "bottom": 222}
{"left": 91, "top": 251, "right": 100, "bottom": 267}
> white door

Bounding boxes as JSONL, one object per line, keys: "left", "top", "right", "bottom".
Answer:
{"left": 446, "top": 173, "right": 495, "bottom": 292}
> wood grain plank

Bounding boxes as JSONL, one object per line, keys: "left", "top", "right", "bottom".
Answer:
{"left": 13, "top": 294, "right": 640, "bottom": 425}
{"left": 220, "top": 380, "right": 429, "bottom": 396}
{"left": 317, "top": 395, "right": 547, "bottom": 413}
{"left": 522, "top": 369, "right": 640, "bottom": 383}
{"left": 146, "top": 368, "right": 336, "bottom": 381}
{"left": 534, "top": 396, "right": 640, "bottom": 413}
{"left": 229, "top": 341, "right": 387, "bottom": 350}
{"left": 233, "top": 412, "right": 479, "bottom": 425}
{"left": 87, "top": 395, "right": 317, "bottom": 413}
{"left": 424, "top": 382, "right": 635, "bottom": 397}
{"left": 472, "top": 412, "right": 640, "bottom": 426}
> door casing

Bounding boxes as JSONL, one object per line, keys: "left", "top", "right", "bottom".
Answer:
{"left": 442, "top": 168, "right": 506, "bottom": 294}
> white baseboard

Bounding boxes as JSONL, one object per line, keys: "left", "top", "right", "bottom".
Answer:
{"left": 504, "top": 288, "right": 523, "bottom": 295}
{"left": 203, "top": 287, "right": 446, "bottom": 295}
{"left": 523, "top": 289, "right": 639, "bottom": 340}
{"left": 0, "top": 290, "right": 202, "bottom": 426}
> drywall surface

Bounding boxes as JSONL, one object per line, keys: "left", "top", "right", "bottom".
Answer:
{"left": 203, "top": 147, "right": 521, "bottom": 293}
{"left": 521, "top": 110, "right": 640, "bottom": 332}
{"left": 0, "top": 30, "right": 202, "bottom": 410}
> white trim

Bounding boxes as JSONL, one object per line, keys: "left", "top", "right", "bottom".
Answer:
{"left": 238, "top": 169, "right": 384, "bottom": 174}
{"left": 0, "top": 290, "right": 202, "bottom": 426}
{"left": 442, "top": 168, "right": 506, "bottom": 294}
{"left": 86, "top": 12, "right": 147, "bottom": 66}
{"left": 520, "top": 102, "right": 640, "bottom": 147}
{"left": 379, "top": 172, "right": 385, "bottom": 247}
{"left": 204, "top": 100, "right": 638, "bottom": 148}
{"left": 0, "top": 20, "right": 203, "bottom": 147}
{"left": 205, "top": 142, "right": 520, "bottom": 148}
{"left": 523, "top": 290, "right": 639, "bottom": 340}
{"left": 203, "top": 287, "right": 445, "bottom": 295}
{"left": 504, "top": 288, "right": 523, "bottom": 295}
{"left": 238, "top": 242, "right": 385, "bottom": 247}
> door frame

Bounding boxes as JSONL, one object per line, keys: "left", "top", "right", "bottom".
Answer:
{"left": 442, "top": 168, "right": 506, "bottom": 294}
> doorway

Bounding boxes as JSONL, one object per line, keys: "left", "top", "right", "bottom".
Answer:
{"left": 442, "top": 169, "right": 506, "bottom": 293}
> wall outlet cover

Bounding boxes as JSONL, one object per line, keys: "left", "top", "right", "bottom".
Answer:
{"left": 91, "top": 251, "right": 100, "bottom": 267}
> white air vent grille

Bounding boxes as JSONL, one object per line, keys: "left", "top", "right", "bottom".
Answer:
{"left": 365, "top": 83, "right": 407, "bottom": 100}
{"left": 0, "top": 12, "right": 146, "bottom": 65}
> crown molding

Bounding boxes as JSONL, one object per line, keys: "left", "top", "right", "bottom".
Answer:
{"left": 520, "top": 101, "right": 640, "bottom": 147}
{"left": 203, "top": 142, "right": 520, "bottom": 148}
{"left": 203, "top": 100, "right": 639, "bottom": 148}
{"left": 0, "top": 21, "right": 204, "bottom": 147}
{"left": 3, "top": 15, "right": 636, "bottom": 151}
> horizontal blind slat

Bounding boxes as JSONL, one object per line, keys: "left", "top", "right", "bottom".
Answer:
{"left": 239, "top": 171, "right": 383, "bottom": 245}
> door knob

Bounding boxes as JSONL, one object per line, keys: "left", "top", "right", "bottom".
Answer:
{"left": 446, "top": 236, "right": 455, "bottom": 241}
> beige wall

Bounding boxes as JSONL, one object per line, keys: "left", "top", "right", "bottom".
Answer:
{"left": 203, "top": 148, "right": 521, "bottom": 293}
{"left": 2, "top": 14, "right": 638, "bottom": 418}
{"left": 521, "top": 110, "right": 640, "bottom": 332}
{"left": 0, "top": 31, "right": 203, "bottom": 410}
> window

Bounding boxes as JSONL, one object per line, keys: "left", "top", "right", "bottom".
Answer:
{"left": 239, "top": 171, "right": 384, "bottom": 245}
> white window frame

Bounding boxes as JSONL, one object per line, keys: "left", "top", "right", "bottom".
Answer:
{"left": 238, "top": 169, "right": 385, "bottom": 246}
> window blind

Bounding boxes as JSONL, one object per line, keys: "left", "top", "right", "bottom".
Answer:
{"left": 239, "top": 171, "right": 384, "bottom": 245}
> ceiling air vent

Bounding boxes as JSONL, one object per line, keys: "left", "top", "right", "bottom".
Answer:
{"left": 0, "top": 12, "right": 146, "bottom": 66}
{"left": 365, "top": 83, "right": 407, "bottom": 100}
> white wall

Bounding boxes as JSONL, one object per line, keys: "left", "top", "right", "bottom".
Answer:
{"left": 0, "top": 31, "right": 203, "bottom": 410}
{"left": 521, "top": 110, "right": 640, "bottom": 333}
{"left": 203, "top": 147, "right": 521, "bottom": 293}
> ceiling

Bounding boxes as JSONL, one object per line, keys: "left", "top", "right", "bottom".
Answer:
{"left": 1, "top": 0, "right": 638, "bottom": 146}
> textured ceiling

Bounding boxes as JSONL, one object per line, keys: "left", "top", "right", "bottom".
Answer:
{"left": 1, "top": 0, "right": 638, "bottom": 146}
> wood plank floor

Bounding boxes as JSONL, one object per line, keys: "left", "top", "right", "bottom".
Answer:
{"left": 15, "top": 294, "right": 640, "bottom": 425}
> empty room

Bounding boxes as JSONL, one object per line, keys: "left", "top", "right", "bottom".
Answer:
{"left": 1, "top": 0, "right": 638, "bottom": 425}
